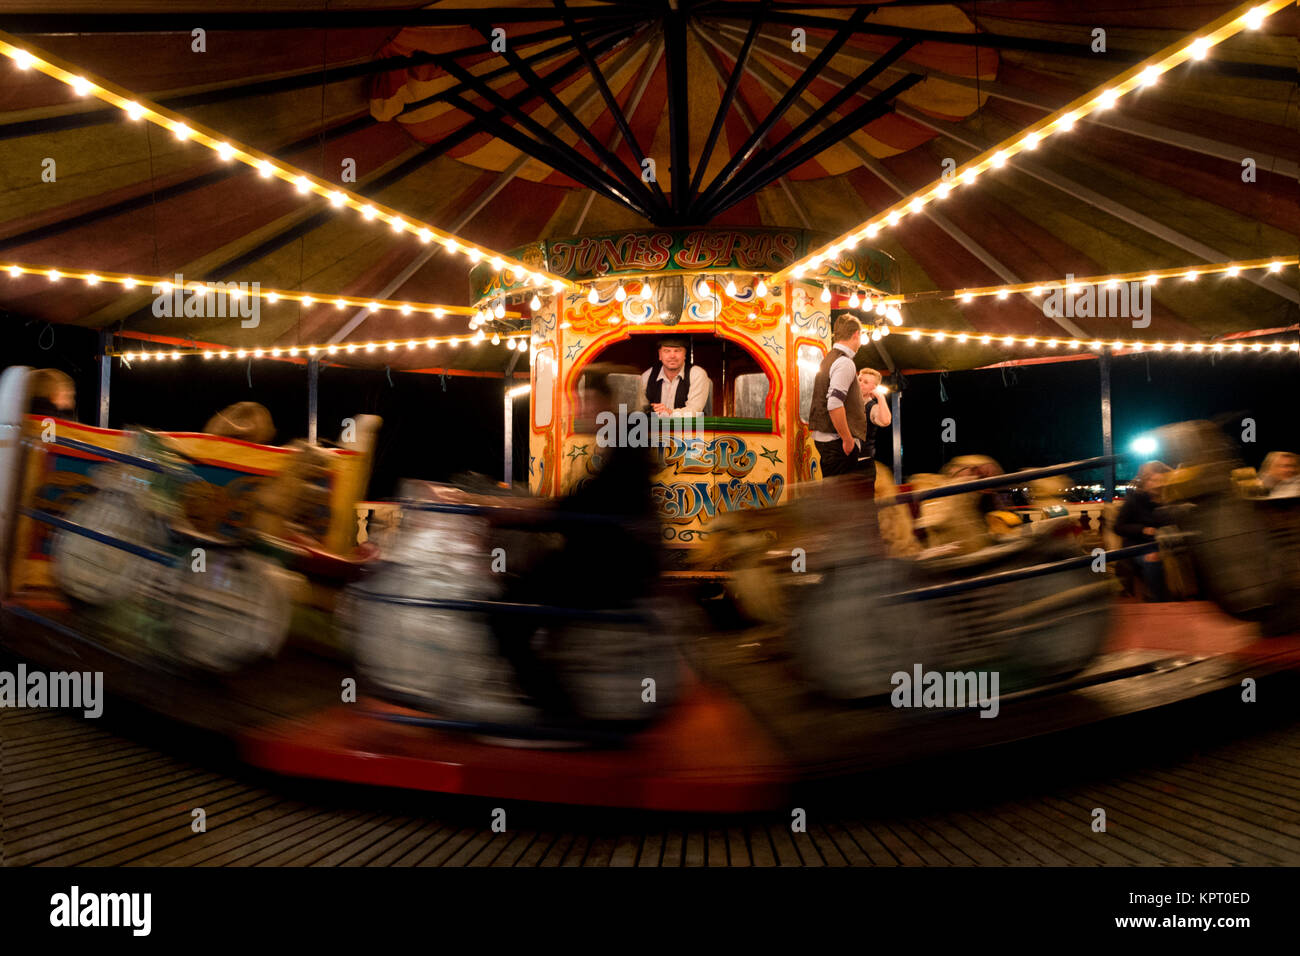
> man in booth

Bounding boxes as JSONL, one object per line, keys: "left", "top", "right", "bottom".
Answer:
{"left": 640, "top": 336, "right": 710, "bottom": 416}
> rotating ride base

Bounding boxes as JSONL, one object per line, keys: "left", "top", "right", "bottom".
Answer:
{"left": 239, "top": 601, "right": 1300, "bottom": 811}
{"left": 4, "top": 596, "right": 1300, "bottom": 813}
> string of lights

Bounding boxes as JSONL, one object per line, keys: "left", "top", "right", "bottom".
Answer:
{"left": 893, "top": 326, "right": 1300, "bottom": 354}
{"left": 769, "top": 1, "right": 1289, "bottom": 286}
{"left": 0, "top": 31, "right": 575, "bottom": 293}
{"left": 112, "top": 329, "right": 534, "bottom": 363}
{"left": 877, "top": 256, "right": 1298, "bottom": 305}
{"left": 0, "top": 261, "right": 516, "bottom": 320}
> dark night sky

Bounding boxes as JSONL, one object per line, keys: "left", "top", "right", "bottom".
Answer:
{"left": 5, "top": 320, "right": 1297, "bottom": 497}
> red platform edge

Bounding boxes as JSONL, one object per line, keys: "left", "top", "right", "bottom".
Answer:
{"left": 238, "top": 677, "right": 794, "bottom": 813}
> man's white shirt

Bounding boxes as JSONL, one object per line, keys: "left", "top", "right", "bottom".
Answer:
{"left": 640, "top": 364, "right": 710, "bottom": 415}
{"left": 811, "top": 343, "right": 858, "bottom": 443}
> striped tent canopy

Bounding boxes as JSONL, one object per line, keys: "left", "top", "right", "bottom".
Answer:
{"left": 0, "top": 0, "right": 1294, "bottom": 374}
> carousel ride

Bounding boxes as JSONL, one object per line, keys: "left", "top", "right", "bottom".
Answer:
{"left": 4, "top": 226, "right": 1300, "bottom": 811}
{"left": 1, "top": 0, "right": 1297, "bottom": 811}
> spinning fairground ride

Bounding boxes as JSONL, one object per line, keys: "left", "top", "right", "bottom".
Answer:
{"left": 4, "top": 225, "right": 1299, "bottom": 813}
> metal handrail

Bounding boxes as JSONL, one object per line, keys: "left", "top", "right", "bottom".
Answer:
{"left": 21, "top": 507, "right": 179, "bottom": 566}
{"left": 347, "top": 587, "right": 651, "bottom": 623}
{"left": 882, "top": 540, "right": 1168, "bottom": 603}
{"left": 34, "top": 434, "right": 199, "bottom": 480}
{"left": 882, "top": 455, "right": 1123, "bottom": 506}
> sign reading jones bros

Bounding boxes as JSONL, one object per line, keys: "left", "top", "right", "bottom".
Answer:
{"left": 551, "top": 229, "right": 799, "bottom": 276}
{"left": 469, "top": 227, "right": 898, "bottom": 302}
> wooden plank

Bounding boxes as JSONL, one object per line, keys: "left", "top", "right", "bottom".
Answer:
{"left": 559, "top": 833, "right": 591, "bottom": 867}
{"left": 515, "top": 832, "right": 561, "bottom": 868}
{"left": 682, "top": 829, "right": 705, "bottom": 867}
{"left": 484, "top": 830, "right": 538, "bottom": 868}
{"left": 9, "top": 784, "right": 275, "bottom": 865}
{"left": 660, "top": 830, "right": 684, "bottom": 867}
{"left": 766, "top": 822, "right": 801, "bottom": 866}
{"left": 637, "top": 830, "right": 665, "bottom": 867}
{"left": 746, "top": 824, "right": 778, "bottom": 866}
{"left": 538, "top": 833, "right": 578, "bottom": 867}
{"left": 579, "top": 833, "right": 617, "bottom": 867}
{"left": 609, "top": 833, "right": 642, "bottom": 867}
{"left": 383, "top": 823, "right": 457, "bottom": 867}
{"left": 916, "top": 813, "right": 1017, "bottom": 866}
{"left": 726, "top": 826, "right": 751, "bottom": 867}
{"left": 259, "top": 813, "right": 395, "bottom": 866}
{"left": 343, "top": 817, "right": 435, "bottom": 867}
{"left": 707, "top": 828, "right": 729, "bottom": 866}
{"left": 111, "top": 798, "right": 317, "bottom": 866}
{"left": 417, "top": 828, "right": 488, "bottom": 867}
{"left": 834, "top": 819, "right": 900, "bottom": 866}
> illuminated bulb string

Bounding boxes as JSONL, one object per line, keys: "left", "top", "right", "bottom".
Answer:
{"left": 0, "top": 32, "right": 574, "bottom": 291}
{"left": 772, "top": 1, "right": 1288, "bottom": 284}
{"left": 881, "top": 256, "right": 1297, "bottom": 306}
{"left": 114, "top": 331, "right": 531, "bottom": 362}
{"left": 0, "top": 261, "right": 498, "bottom": 319}
{"left": 897, "top": 326, "right": 1299, "bottom": 355}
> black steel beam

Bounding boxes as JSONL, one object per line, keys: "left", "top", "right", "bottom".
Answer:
{"left": 688, "top": 0, "right": 767, "bottom": 199}
{"left": 473, "top": 17, "right": 663, "bottom": 215}
{"left": 663, "top": 5, "right": 691, "bottom": 219}
{"left": 445, "top": 92, "right": 656, "bottom": 219}
{"left": 703, "top": 38, "right": 916, "bottom": 211}
{"left": 395, "top": 17, "right": 643, "bottom": 118}
{"left": 434, "top": 45, "right": 658, "bottom": 218}
{"left": 700, "top": 73, "right": 922, "bottom": 218}
{"left": 693, "top": 5, "right": 869, "bottom": 215}
{"left": 553, "top": 0, "right": 669, "bottom": 210}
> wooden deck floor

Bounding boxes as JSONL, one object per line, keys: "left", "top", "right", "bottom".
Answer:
{"left": 4, "top": 682, "right": 1300, "bottom": 866}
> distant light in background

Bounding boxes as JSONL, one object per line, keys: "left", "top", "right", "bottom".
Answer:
{"left": 1131, "top": 436, "right": 1158, "bottom": 457}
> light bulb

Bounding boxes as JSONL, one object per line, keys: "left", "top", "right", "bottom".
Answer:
{"left": 819, "top": 286, "right": 831, "bottom": 303}
{"left": 494, "top": 301, "right": 505, "bottom": 319}
{"left": 848, "top": 291, "right": 860, "bottom": 308}
{"left": 491, "top": 333, "right": 501, "bottom": 345}
{"left": 587, "top": 286, "right": 599, "bottom": 304}
{"left": 756, "top": 278, "right": 768, "bottom": 296}
{"left": 529, "top": 294, "right": 542, "bottom": 310}
{"left": 724, "top": 278, "right": 737, "bottom": 296}
{"left": 615, "top": 283, "right": 627, "bottom": 302}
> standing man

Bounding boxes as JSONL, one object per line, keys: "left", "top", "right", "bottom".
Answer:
{"left": 809, "top": 315, "right": 868, "bottom": 479}
{"left": 855, "top": 366, "right": 892, "bottom": 486}
{"left": 641, "top": 336, "right": 710, "bottom": 416}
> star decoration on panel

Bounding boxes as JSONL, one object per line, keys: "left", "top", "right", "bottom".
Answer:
{"left": 566, "top": 443, "right": 589, "bottom": 462}
{"left": 759, "top": 446, "right": 782, "bottom": 466}
{"left": 762, "top": 335, "right": 783, "bottom": 355}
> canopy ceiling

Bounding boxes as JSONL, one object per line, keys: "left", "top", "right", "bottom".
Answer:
{"left": 0, "top": 1, "right": 1295, "bottom": 374}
